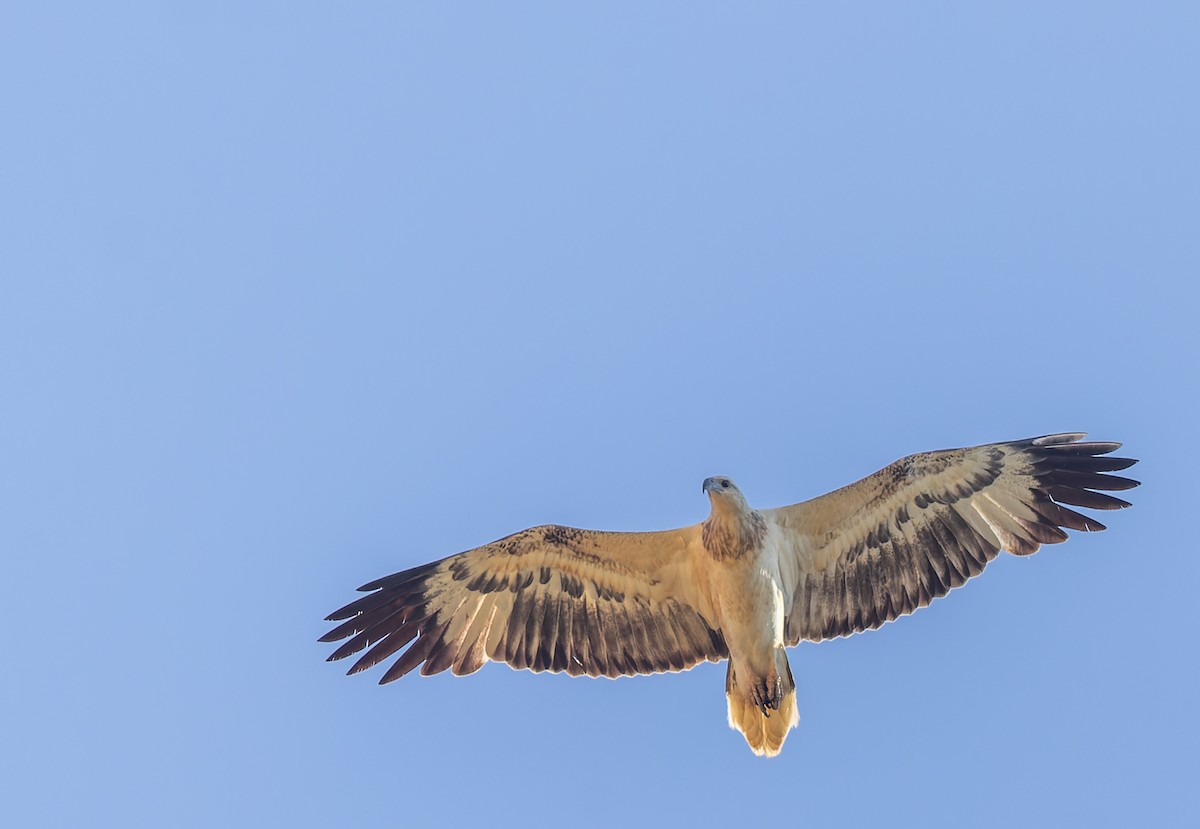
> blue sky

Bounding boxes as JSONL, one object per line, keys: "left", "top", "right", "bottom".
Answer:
{"left": 4, "top": 3, "right": 1197, "bottom": 826}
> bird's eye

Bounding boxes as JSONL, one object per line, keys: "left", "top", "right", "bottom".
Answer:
{"left": 721, "top": 480, "right": 730, "bottom": 488}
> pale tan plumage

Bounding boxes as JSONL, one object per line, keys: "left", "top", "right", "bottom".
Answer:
{"left": 322, "top": 433, "right": 1138, "bottom": 756}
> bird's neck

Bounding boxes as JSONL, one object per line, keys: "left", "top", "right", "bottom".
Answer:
{"left": 702, "top": 505, "right": 766, "bottom": 561}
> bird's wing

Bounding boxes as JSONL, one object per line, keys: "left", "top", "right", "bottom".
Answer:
{"left": 322, "top": 523, "right": 727, "bottom": 681}
{"left": 767, "top": 434, "right": 1138, "bottom": 645}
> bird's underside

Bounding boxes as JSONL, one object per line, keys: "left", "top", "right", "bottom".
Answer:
{"left": 321, "top": 433, "right": 1139, "bottom": 757}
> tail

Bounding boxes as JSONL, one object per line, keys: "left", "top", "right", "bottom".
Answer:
{"left": 725, "top": 651, "right": 799, "bottom": 757}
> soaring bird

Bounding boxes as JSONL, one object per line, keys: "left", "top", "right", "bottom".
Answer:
{"left": 321, "top": 433, "right": 1138, "bottom": 756}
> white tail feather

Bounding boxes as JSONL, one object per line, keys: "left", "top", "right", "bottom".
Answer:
{"left": 725, "top": 654, "right": 799, "bottom": 757}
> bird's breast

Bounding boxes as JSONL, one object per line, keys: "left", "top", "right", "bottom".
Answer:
{"left": 701, "top": 508, "right": 768, "bottom": 562}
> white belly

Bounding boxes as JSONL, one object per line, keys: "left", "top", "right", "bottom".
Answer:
{"left": 709, "top": 527, "right": 788, "bottom": 673}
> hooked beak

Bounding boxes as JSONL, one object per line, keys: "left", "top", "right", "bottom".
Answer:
{"left": 702, "top": 477, "right": 717, "bottom": 495}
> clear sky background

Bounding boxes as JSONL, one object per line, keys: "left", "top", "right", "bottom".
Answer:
{"left": 4, "top": 3, "right": 1197, "bottom": 827}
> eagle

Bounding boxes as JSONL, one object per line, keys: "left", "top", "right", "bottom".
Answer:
{"left": 321, "top": 433, "right": 1138, "bottom": 757}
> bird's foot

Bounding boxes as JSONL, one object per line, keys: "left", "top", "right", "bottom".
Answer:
{"left": 750, "top": 669, "right": 785, "bottom": 716}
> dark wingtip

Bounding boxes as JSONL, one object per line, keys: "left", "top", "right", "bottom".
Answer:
{"left": 1027, "top": 436, "right": 1139, "bottom": 532}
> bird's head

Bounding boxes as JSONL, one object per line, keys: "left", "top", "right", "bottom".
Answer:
{"left": 702, "top": 476, "right": 749, "bottom": 514}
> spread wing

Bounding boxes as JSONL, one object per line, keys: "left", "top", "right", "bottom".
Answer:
{"left": 321, "top": 524, "right": 727, "bottom": 681}
{"left": 770, "top": 433, "right": 1139, "bottom": 644}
